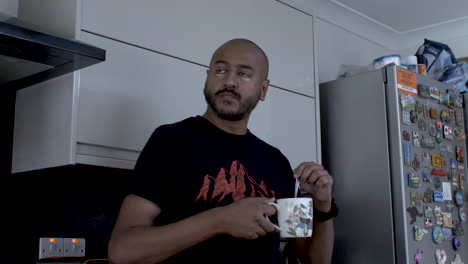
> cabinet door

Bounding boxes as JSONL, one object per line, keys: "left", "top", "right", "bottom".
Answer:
{"left": 255, "top": 88, "right": 317, "bottom": 169}
{"left": 81, "top": 0, "right": 315, "bottom": 97}
{"left": 77, "top": 32, "right": 207, "bottom": 153}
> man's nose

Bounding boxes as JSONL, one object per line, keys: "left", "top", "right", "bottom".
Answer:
{"left": 224, "top": 71, "right": 238, "bottom": 88}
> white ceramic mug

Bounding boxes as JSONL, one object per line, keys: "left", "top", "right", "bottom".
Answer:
{"left": 267, "top": 197, "right": 313, "bottom": 238}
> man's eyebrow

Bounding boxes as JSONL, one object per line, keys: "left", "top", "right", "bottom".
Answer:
{"left": 214, "top": 60, "right": 254, "bottom": 71}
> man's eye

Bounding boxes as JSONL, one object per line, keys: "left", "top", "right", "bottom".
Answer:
{"left": 239, "top": 71, "right": 250, "bottom": 77}
{"left": 216, "top": 69, "right": 226, "bottom": 74}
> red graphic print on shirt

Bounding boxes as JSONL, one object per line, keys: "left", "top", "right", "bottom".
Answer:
{"left": 196, "top": 160, "right": 276, "bottom": 204}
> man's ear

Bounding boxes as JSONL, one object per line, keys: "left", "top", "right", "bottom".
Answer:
{"left": 260, "top": 79, "right": 270, "bottom": 101}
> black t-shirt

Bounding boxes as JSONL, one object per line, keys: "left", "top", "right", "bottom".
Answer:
{"left": 130, "top": 115, "right": 295, "bottom": 264}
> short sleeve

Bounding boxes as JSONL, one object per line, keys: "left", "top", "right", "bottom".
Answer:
{"left": 129, "top": 125, "right": 178, "bottom": 209}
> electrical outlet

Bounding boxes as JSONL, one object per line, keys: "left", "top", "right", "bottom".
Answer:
{"left": 39, "top": 237, "right": 64, "bottom": 259}
{"left": 63, "top": 238, "right": 85, "bottom": 257}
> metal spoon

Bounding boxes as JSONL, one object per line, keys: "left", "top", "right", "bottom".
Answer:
{"left": 294, "top": 178, "right": 299, "bottom": 198}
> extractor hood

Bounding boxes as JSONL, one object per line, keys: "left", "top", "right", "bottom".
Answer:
{"left": 0, "top": 20, "right": 105, "bottom": 92}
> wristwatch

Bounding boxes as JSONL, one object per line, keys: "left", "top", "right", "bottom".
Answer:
{"left": 314, "top": 198, "right": 339, "bottom": 222}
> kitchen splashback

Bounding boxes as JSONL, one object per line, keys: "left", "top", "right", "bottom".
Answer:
{"left": 7, "top": 164, "right": 131, "bottom": 263}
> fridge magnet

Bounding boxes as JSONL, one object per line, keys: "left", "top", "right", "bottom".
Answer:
{"left": 459, "top": 207, "right": 466, "bottom": 222}
{"left": 409, "top": 173, "right": 421, "bottom": 187}
{"left": 441, "top": 143, "right": 450, "bottom": 152}
{"left": 430, "top": 87, "right": 440, "bottom": 100}
{"left": 407, "top": 206, "right": 423, "bottom": 224}
{"left": 412, "top": 156, "right": 421, "bottom": 171}
{"left": 449, "top": 109, "right": 455, "bottom": 123}
{"left": 411, "top": 110, "right": 419, "bottom": 123}
{"left": 447, "top": 89, "right": 455, "bottom": 109}
{"left": 442, "top": 227, "right": 453, "bottom": 240}
{"left": 441, "top": 110, "right": 451, "bottom": 122}
{"left": 424, "top": 104, "right": 430, "bottom": 118}
{"left": 459, "top": 173, "right": 465, "bottom": 190}
{"left": 432, "top": 155, "right": 442, "bottom": 167}
{"left": 421, "top": 135, "right": 436, "bottom": 149}
{"left": 440, "top": 93, "right": 449, "bottom": 106}
{"left": 408, "top": 172, "right": 421, "bottom": 188}
{"left": 451, "top": 158, "right": 457, "bottom": 169}
{"left": 429, "top": 122, "right": 437, "bottom": 136}
{"left": 443, "top": 126, "right": 454, "bottom": 140}
{"left": 435, "top": 120, "right": 443, "bottom": 131}
{"left": 403, "top": 111, "right": 411, "bottom": 124}
{"left": 418, "top": 84, "right": 430, "bottom": 98}
{"left": 423, "top": 188, "right": 433, "bottom": 203}
{"left": 418, "top": 119, "right": 427, "bottom": 131}
{"left": 452, "top": 171, "right": 458, "bottom": 186}
{"left": 451, "top": 254, "right": 464, "bottom": 264}
{"left": 434, "top": 191, "right": 444, "bottom": 202}
{"left": 412, "top": 131, "right": 420, "bottom": 147}
{"left": 430, "top": 107, "right": 439, "bottom": 119}
{"left": 433, "top": 227, "right": 444, "bottom": 245}
{"left": 458, "top": 163, "right": 464, "bottom": 171}
{"left": 403, "top": 130, "right": 410, "bottom": 141}
{"left": 446, "top": 201, "right": 455, "bottom": 212}
{"left": 435, "top": 249, "right": 447, "bottom": 264}
{"left": 414, "top": 249, "right": 424, "bottom": 264}
{"left": 400, "top": 94, "right": 415, "bottom": 111}
{"left": 455, "top": 191, "right": 463, "bottom": 206}
{"left": 455, "top": 110, "right": 463, "bottom": 125}
{"left": 424, "top": 205, "right": 434, "bottom": 218}
{"left": 455, "top": 95, "right": 463, "bottom": 108}
{"left": 423, "top": 153, "right": 431, "bottom": 168}
{"left": 442, "top": 182, "right": 452, "bottom": 200}
{"left": 431, "top": 169, "right": 447, "bottom": 177}
{"left": 425, "top": 218, "right": 434, "bottom": 229}
{"left": 441, "top": 154, "right": 448, "bottom": 167}
{"left": 435, "top": 133, "right": 443, "bottom": 144}
{"left": 456, "top": 146, "right": 464, "bottom": 162}
{"left": 414, "top": 226, "right": 428, "bottom": 241}
{"left": 410, "top": 192, "right": 423, "bottom": 206}
{"left": 423, "top": 171, "right": 432, "bottom": 183}
{"left": 453, "top": 221, "right": 464, "bottom": 236}
{"left": 434, "top": 177, "right": 442, "bottom": 189}
{"left": 442, "top": 212, "right": 454, "bottom": 227}
{"left": 404, "top": 144, "right": 412, "bottom": 166}
{"left": 435, "top": 206, "right": 443, "bottom": 225}
{"left": 415, "top": 101, "right": 424, "bottom": 114}
{"left": 453, "top": 237, "right": 462, "bottom": 251}
{"left": 454, "top": 128, "right": 466, "bottom": 141}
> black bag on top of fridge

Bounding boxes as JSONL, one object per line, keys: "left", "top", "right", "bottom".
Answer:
{"left": 415, "top": 38, "right": 457, "bottom": 81}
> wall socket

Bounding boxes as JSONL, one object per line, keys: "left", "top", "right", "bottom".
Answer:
{"left": 39, "top": 237, "right": 64, "bottom": 259}
{"left": 63, "top": 238, "right": 85, "bottom": 257}
{"left": 38, "top": 237, "right": 85, "bottom": 259}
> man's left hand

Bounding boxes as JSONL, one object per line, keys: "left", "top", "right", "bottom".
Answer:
{"left": 294, "top": 161, "right": 333, "bottom": 212}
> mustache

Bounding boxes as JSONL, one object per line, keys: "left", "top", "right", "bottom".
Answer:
{"left": 215, "top": 88, "right": 241, "bottom": 99}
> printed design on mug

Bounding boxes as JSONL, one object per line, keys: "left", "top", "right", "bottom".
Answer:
{"left": 196, "top": 160, "right": 276, "bottom": 204}
{"left": 285, "top": 200, "right": 313, "bottom": 237}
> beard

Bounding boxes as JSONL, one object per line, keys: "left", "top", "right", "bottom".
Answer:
{"left": 204, "top": 83, "right": 261, "bottom": 121}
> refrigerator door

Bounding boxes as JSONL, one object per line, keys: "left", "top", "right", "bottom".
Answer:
{"left": 320, "top": 69, "right": 396, "bottom": 263}
{"left": 386, "top": 65, "right": 468, "bottom": 264}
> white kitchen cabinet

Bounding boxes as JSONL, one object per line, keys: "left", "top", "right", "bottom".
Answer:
{"left": 81, "top": 0, "right": 315, "bottom": 97}
{"left": 12, "top": 0, "right": 319, "bottom": 173}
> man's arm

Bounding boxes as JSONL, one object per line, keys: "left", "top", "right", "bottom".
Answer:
{"left": 291, "top": 162, "right": 335, "bottom": 264}
{"left": 107, "top": 194, "right": 277, "bottom": 264}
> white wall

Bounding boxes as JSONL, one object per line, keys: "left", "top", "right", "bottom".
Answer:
{"left": 315, "top": 18, "right": 393, "bottom": 83}
{"left": 0, "top": 0, "right": 18, "bottom": 17}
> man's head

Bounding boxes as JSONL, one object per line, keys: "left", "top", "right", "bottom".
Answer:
{"left": 204, "top": 38, "right": 270, "bottom": 121}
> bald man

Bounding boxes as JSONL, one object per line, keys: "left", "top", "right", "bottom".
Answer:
{"left": 108, "top": 39, "right": 335, "bottom": 264}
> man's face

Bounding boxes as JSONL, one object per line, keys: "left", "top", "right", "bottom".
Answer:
{"left": 204, "top": 42, "right": 269, "bottom": 121}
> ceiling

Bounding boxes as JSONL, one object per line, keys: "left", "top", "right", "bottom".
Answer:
{"left": 332, "top": 0, "right": 468, "bottom": 33}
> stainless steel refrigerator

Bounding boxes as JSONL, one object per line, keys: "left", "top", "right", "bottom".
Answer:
{"left": 320, "top": 65, "right": 467, "bottom": 264}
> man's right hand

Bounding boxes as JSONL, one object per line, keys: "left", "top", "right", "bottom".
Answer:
{"left": 218, "top": 197, "right": 277, "bottom": 239}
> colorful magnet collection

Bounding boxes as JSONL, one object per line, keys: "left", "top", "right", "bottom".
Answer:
{"left": 401, "top": 82, "right": 466, "bottom": 263}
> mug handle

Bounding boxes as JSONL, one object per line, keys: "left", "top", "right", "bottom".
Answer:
{"left": 265, "top": 202, "right": 281, "bottom": 231}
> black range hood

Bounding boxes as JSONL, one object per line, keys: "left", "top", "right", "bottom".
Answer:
{"left": 0, "top": 19, "right": 106, "bottom": 176}
{"left": 0, "top": 21, "right": 106, "bottom": 92}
